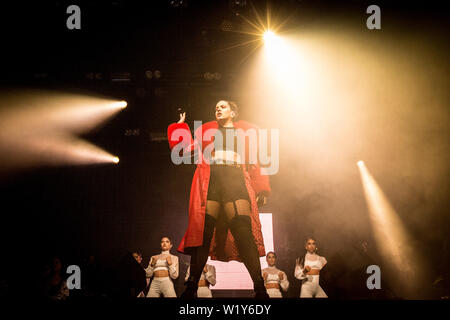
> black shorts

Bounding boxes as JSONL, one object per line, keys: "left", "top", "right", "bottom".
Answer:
{"left": 207, "top": 165, "right": 250, "bottom": 203}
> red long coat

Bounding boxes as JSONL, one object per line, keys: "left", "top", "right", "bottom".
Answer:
{"left": 167, "top": 120, "right": 271, "bottom": 262}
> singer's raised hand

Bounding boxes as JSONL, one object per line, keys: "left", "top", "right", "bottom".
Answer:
{"left": 178, "top": 112, "right": 186, "bottom": 123}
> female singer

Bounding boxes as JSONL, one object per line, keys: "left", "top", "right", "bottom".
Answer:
{"left": 167, "top": 100, "right": 271, "bottom": 298}
{"left": 294, "top": 237, "right": 328, "bottom": 298}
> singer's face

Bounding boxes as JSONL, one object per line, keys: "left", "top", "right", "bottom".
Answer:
{"left": 305, "top": 239, "right": 316, "bottom": 253}
{"left": 266, "top": 253, "right": 276, "bottom": 266}
{"left": 215, "top": 100, "right": 233, "bottom": 121}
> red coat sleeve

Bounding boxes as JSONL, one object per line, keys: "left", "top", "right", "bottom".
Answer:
{"left": 167, "top": 122, "right": 193, "bottom": 150}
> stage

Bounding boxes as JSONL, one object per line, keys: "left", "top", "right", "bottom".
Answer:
{"left": 0, "top": 0, "right": 449, "bottom": 310}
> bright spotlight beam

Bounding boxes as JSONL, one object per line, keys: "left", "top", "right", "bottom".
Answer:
{"left": 0, "top": 90, "right": 127, "bottom": 171}
{"left": 357, "top": 160, "right": 423, "bottom": 298}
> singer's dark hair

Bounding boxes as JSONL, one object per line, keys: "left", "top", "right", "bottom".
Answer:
{"left": 227, "top": 101, "right": 239, "bottom": 117}
{"left": 161, "top": 236, "right": 172, "bottom": 243}
{"left": 266, "top": 251, "right": 277, "bottom": 259}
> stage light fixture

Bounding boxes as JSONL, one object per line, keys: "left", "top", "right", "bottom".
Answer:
{"left": 204, "top": 72, "right": 213, "bottom": 80}
{"left": 111, "top": 72, "right": 131, "bottom": 82}
{"left": 113, "top": 156, "right": 120, "bottom": 164}
{"left": 220, "top": 20, "right": 233, "bottom": 32}
{"left": 229, "top": 0, "right": 247, "bottom": 10}
{"left": 169, "top": 0, "right": 188, "bottom": 8}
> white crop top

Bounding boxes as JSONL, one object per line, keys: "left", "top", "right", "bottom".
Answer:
{"left": 294, "top": 253, "right": 327, "bottom": 280}
{"left": 262, "top": 266, "right": 289, "bottom": 292}
{"left": 145, "top": 250, "right": 179, "bottom": 280}
{"left": 304, "top": 253, "right": 327, "bottom": 270}
{"left": 266, "top": 273, "right": 280, "bottom": 284}
{"left": 153, "top": 258, "right": 169, "bottom": 272}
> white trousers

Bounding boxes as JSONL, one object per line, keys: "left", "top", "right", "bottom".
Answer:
{"left": 300, "top": 275, "right": 327, "bottom": 298}
{"left": 147, "top": 277, "right": 177, "bottom": 298}
{"left": 197, "top": 286, "right": 212, "bottom": 298}
{"left": 266, "top": 288, "right": 283, "bottom": 298}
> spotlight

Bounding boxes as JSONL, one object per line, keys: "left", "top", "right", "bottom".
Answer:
{"left": 0, "top": 90, "right": 128, "bottom": 169}
{"left": 263, "top": 30, "right": 276, "bottom": 44}
{"left": 229, "top": 0, "right": 247, "bottom": 12}
{"left": 145, "top": 70, "right": 161, "bottom": 80}
{"left": 112, "top": 156, "right": 120, "bottom": 164}
{"left": 169, "top": 0, "right": 188, "bottom": 8}
{"left": 357, "top": 160, "right": 364, "bottom": 167}
{"left": 117, "top": 101, "right": 127, "bottom": 109}
{"left": 220, "top": 20, "right": 233, "bottom": 32}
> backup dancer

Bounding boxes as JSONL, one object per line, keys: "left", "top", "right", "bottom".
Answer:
{"left": 262, "top": 251, "right": 289, "bottom": 298}
{"left": 294, "top": 237, "right": 328, "bottom": 298}
{"left": 146, "top": 236, "right": 179, "bottom": 297}
{"left": 167, "top": 100, "right": 271, "bottom": 298}
{"left": 184, "top": 263, "right": 216, "bottom": 298}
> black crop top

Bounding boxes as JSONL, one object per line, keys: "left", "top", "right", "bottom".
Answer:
{"left": 213, "top": 127, "right": 238, "bottom": 152}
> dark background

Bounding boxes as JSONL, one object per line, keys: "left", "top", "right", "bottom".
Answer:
{"left": 0, "top": 0, "right": 448, "bottom": 299}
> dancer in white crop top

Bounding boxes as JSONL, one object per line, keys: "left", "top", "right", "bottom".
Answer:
{"left": 294, "top": 237, "right": 327, "bottom": 298}
{"left": 146, "top": 236, "right": 179, "bottom": 297}
{"left": 185, "top": 264, "right": 216, "bottom": 298}
{"left": 262, "top": 251, "right": 289, "bottom": 298}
